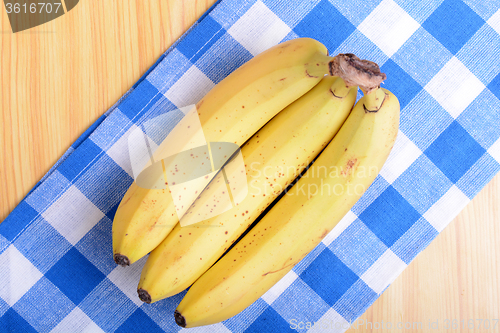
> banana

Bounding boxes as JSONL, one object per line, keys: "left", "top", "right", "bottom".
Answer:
{"left": 112, "top": 38, "right": 338, "bottom": 266}
{"left": 136, "top": 76, "right": 358, "bottom": 303}
{"left": 174, "top": 84, "right": 400, "bottom": 328}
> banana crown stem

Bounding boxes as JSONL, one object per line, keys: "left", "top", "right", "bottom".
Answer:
{"left": 361, "top": 87, "right": 386, "bottom": 112}
{"left": 328, "top": 53, "right": 386, "bottom": 93}
{"left": 330, "top": 77, "right": 351, "bottom": 98}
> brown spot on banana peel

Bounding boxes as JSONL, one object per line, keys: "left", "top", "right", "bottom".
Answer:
{"left": 328, "top": 53, "right": 386, "bottom": 93}
{"left": 347, "top": 159, "right": 356, "bottom": 168}
{"left": 121, "top": 194, "right": 132, "bottom": 206}
{"left": 341, "top": 158, "right": 358, "bottom": 177}
{"left": 262, "top": 261, "right": 296, "bottom": 276}
{"left": 320, "top": 229, "right": 329, "bottom": 240}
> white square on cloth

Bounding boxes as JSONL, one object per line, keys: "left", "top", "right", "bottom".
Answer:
{"left": 423, "top": 185, "right": 470, "bottom": 232}
{"left": 49, "top": 307, "right": 105, "bottom": 333}
{"left": 488, "top": 137, "right": 500, "bottom": 163}
{"left": 0, "top": 245, "right": 43, "bottom": 306}
{"left": 380, "top": 130, "right": 422, "bottom": 184}
{"left": 358, "top": 0, "right": 420, "bottom": 57}
{"left": 104, "top": 123, "right": 141, "bottom": 178}
{"left": 425, "top": 57, "right": 485, "bottom": 119}
{"left": 164, "top": 65, "right": 215, "bottom": 108}
{"left": 360, "top": 249, "right": 407, "bottom": 294}
{"left": 487, "top": 8, "right": 500, "bottom": 35}
{"left": 228, "top": 1, "right": 291, "bottom": 56}
{"left": 41, "top": 185, "right": 105, "bottom": 246}
{"left": 307, "top": 307, "right": 351, "bottom": 333}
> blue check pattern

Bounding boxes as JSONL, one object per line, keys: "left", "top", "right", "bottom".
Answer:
{"left": 1, "top": 0, "right": 500, "bottom": 332}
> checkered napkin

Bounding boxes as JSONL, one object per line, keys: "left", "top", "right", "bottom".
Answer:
{"left": 2, "top": 0, "right": 500, "bottom": 332}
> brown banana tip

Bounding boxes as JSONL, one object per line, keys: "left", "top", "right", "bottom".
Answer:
{"left": 174, "top": 310, "right": 186, "bottom": 328}
{"left": 328, "top": 53, "right": 386, "bottom": 93}
{"left": 137, "top": 288, "right": 152, "bottom": 304}
{"left": 114, "top": 253, "right": 130, "bottom": 267}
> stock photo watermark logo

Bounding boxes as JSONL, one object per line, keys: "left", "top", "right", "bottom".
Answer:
{"left": 3, "top": 0, "right": 79, "bottom": 33}
{"left": 247, "top": 162, "right": 380, "bottom": 197}
{"left": 128, "top": 105, "right": 248, "bottom": 227}
{"left": 128, "top": 105, "right": 378, "bottom": 227}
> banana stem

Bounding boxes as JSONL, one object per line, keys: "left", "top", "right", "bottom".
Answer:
{"left": 361, "top": 87, "right": 386, "bottom": 112}
{"left": 331, "top": 77, "right": 351, "bottom": 98}
{"left": 305, "top": 52, "right": 336, "bottom": 77}
{"left": 328, "top": 53, "right": 386, "bottom": 93}
{"left": 307, "top": 53, "right": 386, "bottom": 95}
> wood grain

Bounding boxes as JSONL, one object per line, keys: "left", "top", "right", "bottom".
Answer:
{"left": 347, "top": 175, "right": 499, "bottom": 333}
{"left": 0, "top": 0, "right": 216, "bottom": 222}
{"left": 1, "top": 1, "right": 498, "bottom": 332}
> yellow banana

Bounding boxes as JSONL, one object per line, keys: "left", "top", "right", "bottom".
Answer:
{"left": 137, "top": 76, "right": 358, "bottom": 303}
{"left": 112, "top": 38, "right": 338, "bottom": 266}
{"left": 174, "top": 85, "right": 400, "bottom": 328}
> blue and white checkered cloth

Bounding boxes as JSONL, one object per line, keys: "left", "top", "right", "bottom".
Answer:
{"left": 2, "top": 0, "right": 500, "bottom": 331}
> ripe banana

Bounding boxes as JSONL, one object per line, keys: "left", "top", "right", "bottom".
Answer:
{"left": 174, "top": 85, "right": 400, "bottom": 328}
{"left": 137, "top": 76, "right": 358, "bottom": 303}
{"left": 112, "top": 38, "right": 338, "bottom": 266}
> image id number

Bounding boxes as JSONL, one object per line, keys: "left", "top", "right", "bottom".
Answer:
{"left": 444, "top": 318, "right": 499, "bottom": 330}
{"left": 5, "top": 2, "right": 62, "bottom": 14}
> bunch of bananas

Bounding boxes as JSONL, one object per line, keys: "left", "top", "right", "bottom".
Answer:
{"left": 112, "top": 37, "right": 400, "bottom": 328}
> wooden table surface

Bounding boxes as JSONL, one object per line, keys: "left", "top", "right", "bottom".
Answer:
{"left": 1, "top": 1, "right": 498, "bottom": 332}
